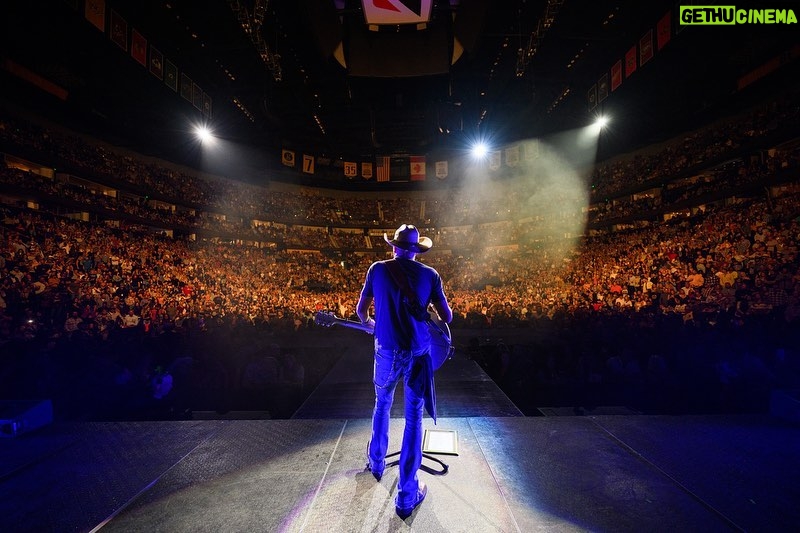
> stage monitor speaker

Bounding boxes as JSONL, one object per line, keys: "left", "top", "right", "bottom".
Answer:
{"left": 0, "top": 399, "right": 53, "bottom": 437}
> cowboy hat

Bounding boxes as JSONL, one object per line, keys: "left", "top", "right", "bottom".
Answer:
{"left": 384, "top": 224, "right": 432, "bottom": 253}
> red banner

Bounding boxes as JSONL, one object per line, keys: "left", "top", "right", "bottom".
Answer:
{"left": 611, "top": 60, "right": 622, "bottom": 91}
{"left": 657, "top": 11, "right": 671, "bottom": 51}
{"left": 625, "top": 45, "right": 637, "bottom": 78}
{"left": 410, "top": 156, "right": 426, "bottom": 181}
{"left": 84, "top": 0, "right": 105, "bottom": 32}
{"left": 131, "top": 29, "right": 147, "bottom": 66}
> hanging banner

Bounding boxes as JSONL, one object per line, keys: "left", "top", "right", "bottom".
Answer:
{"left": 202, "top": 93, "right": 212, "bottom": 118}
{"left": 149, "top": 47, "right": 164, "bottom": 79}
{"left": 410, "top": 156, "right": 426, "bottom": 181}
{"left": 131, "top": 29, "right": 147, "bottom": 66}
{"left": 84, "top": 0, "right": 105, "bottom": 32}
{"left": 362, "top": 162, "right": 373, "bottom": 180}
{"left": 505, "top": 145, "right": 520, "bottom": 168}
{"left": 192, "top": 83, "right": 203, "bottom": 110}
{"left": 611, "top": 60, "right": 622, "bottom": 91}
{"left": 164, "top": 59, "right": 178, "bottom": 91}
{"left": 302, "top": 154, "right": 315, "bottom": 174}
{"left": 524, "top": 139, "right": 539, "bottom": 161}
{"left": 281, "top": 149, "right": 295, "bottom": 167}
{"left": 435, "top": 160, "right": 448, "bottom": 179}
{"left": 489, "top": 151, "right": 501, "bottom": 171}
{"left": 110, "top": 10, "right": 127, "bottom": 51}
{"left": 344, "top": 161, "right": 357, "bottom": 178}
{"left": 598, "top": 73, "right": 609, "bottom": 103}
{"left": 657, "top": 11, "right": 672, "bottom": 51}
{"left": 625, "top": 45, "right": 637, "bottom": 78}
{"left": 640, "top": 29, "right": 654, "bottom": 66}
{"left": 180, "top": 73, "right": 192, "bottom": 101}
{"left": 377, "top": 156, "right": 391, "bottom": 182}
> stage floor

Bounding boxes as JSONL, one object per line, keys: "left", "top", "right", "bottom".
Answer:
{"left": 2, "top": 350, "right": 799, "bottom": 532}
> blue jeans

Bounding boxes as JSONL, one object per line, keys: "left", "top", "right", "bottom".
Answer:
{"left": 367, "top": 347, "right": 426, "bottom": 508}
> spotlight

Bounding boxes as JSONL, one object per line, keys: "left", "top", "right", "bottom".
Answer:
{"left": 594, "top": 116, "right": 609, "bottom": 129}
{"left": 471, "top": 141, "right": 488, "bottom": 159}
{"left": 195, "top": 125, "right": 214, "bottom": 143}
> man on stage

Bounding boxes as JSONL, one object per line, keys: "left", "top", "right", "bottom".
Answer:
{"left": 356, "top": 224, "right": 453, "bottom": 519}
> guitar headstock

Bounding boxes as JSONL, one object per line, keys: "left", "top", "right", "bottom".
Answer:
{"left": 314, "top": 311, "right": 338, "bottom": 328}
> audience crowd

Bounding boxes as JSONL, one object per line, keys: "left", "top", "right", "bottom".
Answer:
{"left": 1, "top": 90, "right": 799, "bottom": 421}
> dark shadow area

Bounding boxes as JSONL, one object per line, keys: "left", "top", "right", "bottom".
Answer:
{"left": 456, "top": 313, "right": 800, "bottom": 417}
{"left": 0, "top": 324, "right": 343, "bottom": 422}
{"left": 2, "top": 314, "right": 798, "bottom": 422}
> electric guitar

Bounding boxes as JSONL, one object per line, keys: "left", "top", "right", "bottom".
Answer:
{"left": 313, "top": 309, "right": 455, "bottom": 370}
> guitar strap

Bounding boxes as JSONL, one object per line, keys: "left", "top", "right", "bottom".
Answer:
{"left": 383, "top": 258, "right": 438, "bottom": 424}
{"left": 384, "top": 259, "right": 427, "bottom": 321}
{"left": 385, "top": 259, "right": 451, "bottom": 344}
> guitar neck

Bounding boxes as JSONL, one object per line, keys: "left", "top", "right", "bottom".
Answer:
{"left": 330, "top": 318, "right": 374, "bottom": 334}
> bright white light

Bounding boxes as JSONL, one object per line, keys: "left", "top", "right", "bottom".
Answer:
{"left": 195, "top": 126, "right": 214, "bottom": 143}
{"left": 594, "top": 116, "right": 609, "bottom": 129}
{"left": 471, "top": 142, "right": 488, "bottom": 158}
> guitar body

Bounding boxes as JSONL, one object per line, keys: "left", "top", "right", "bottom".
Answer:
{"left": 425, "top": 309, "right": 455, "bottom": 371}
{"left": 314, "top": 310, "right": 454, "bottom": 370}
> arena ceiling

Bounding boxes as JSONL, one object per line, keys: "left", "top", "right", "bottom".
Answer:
{"left": 1, "top": 1, "right": 798, "bottom": 173}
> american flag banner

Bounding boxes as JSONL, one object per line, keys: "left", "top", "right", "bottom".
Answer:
{"left": 376, "top": 156, "right": 391, "bottom": 182}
